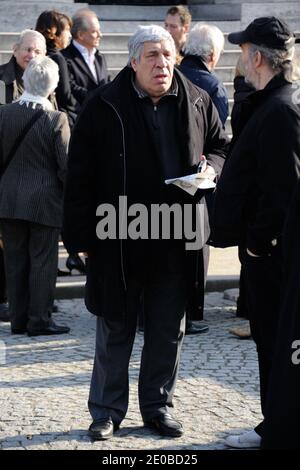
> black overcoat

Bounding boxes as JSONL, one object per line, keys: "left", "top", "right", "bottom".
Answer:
{"left": 261, "top": 178, "right": 300, "bottom": 449}
{"left": 210, "top": 74, "right": 300, "bottom": 255}
{"left": 63, "top": 66, "right": 228, "bottom": 319}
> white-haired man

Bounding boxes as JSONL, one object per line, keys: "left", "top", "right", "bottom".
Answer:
{"left": 180, "top": 24, "right": 228, "bottom": 126}
{"left": 63, "top": 25, "right": 228, "bottom": 440}
{"left": 0, "top": 29, "right": 46, "bottom": 105}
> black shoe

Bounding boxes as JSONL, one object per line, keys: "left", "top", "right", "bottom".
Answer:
{"left": 144, "top": 413, "right": 183, "bottom": 437}
{"left": 0, "top": 303, "right": 10, "bottom": 322}
{"left": 11, "top": 328, "right": 27, "bottom": 334}
{"left": 88, "top": 417, "right": 117, "bottom": 441}
{"left": 185, "top": 321, "right": 209, "bottom": 335}
{"left": 28, "top": 322, "right": 70, "bottom": 337}
{"left": 66, "top": 253, "right": 86, "bottom": 275}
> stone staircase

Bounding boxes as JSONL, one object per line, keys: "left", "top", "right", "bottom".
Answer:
{"left": 0, "top": 2, "right": 299, "bottom": 144}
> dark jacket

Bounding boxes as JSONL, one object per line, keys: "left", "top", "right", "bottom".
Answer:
{"left": 261, "top": 178, "right": 300, "bottom": 449}
{"left": 48, "top": 49, "right": 77, "bottom": 128}
{"left": 231, "top": 76, "right": 255, "bottom": 139}
{"left": 0, "top": 102, "right": 70, "bottom": 227}
{"left": 179, "top": 55, "right": 229, "bottom": 126}
{"left": 210, "top": 73, "right": 300, "bottom": 255}
{"left": 0, "top": 55, "right": 58, "bottom": 109}
{"left": 0, "top": 56, "right": 23, "bottom": 104}
{"left": 63, "top": 66, "right": 228, "bottom": 319}
{"left": 62, "top": 41, "right": 109, "bottom": 113}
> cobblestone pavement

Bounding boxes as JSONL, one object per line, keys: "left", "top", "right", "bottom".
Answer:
{"left": 0, "top": 292, "right": 262, "bottom": 451}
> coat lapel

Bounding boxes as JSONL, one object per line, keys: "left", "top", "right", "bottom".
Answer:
{"left": 71, "top": 44, "right": 98, "bottom": 84}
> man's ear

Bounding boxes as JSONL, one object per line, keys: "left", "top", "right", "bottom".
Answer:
{"left": 184, "top": 24, "right": 190, "bottom": 34}
{"left": 254, "top": 50, "right": 263, "bottom": 69}
{"left": 77, "top": 30, "right": 84, "bottom": 42}
{"left": 131, "top": 58, "right": 137, "bottom": 72}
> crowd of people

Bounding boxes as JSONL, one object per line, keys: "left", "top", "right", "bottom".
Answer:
{"left": 0, "top": 4, "right": 300, "bottom": 449}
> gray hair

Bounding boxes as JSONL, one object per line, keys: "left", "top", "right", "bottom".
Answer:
{"left": 22, "top": 56, "right": 59, "bottom": 97}
{"left": 71, "top": 9, "right": 98, "bottom": 39}
{"left": 183, "top": 24, "right": 225, "bottom": 63}
{"left": 14, "top": 29, "right": 46, "bottom": 52}
{"left": 249, "top": 43, "right": 296, "bottom": 82}
{"left": 128, "top": 25, "right": 176, "bottom": 64}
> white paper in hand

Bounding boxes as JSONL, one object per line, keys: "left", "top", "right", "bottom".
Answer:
{"left": 165, "top": 173, "right": 216, "bottom": 196}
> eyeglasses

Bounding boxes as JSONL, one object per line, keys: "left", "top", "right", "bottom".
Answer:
{"left": 19, "top": 47, "right": 44, "bottom": 55}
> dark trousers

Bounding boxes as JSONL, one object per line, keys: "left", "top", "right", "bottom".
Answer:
{"left": 186, "top": 244, "right": 210, "bottom": 321}
{"left": 242, "top": 246, "right": 282, "bottom": 435}
{"left": 0, "top": 219, "right": 60, "bottom": 331}
{"left": 88, "top": 249, "right": 188, "bottom": 425}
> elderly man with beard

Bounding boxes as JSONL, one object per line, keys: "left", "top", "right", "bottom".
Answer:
{"left": 210, "top": 17, "right": 300, "bottom": 448}
{"left": 63, "top": 25, "right": 227, "bottom": 440}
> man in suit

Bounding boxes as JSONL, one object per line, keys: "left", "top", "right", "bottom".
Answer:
{"left": 62, "top": 9, "right": 109, "bottom": 115}
{"left": 63, "top": 25, "right": 227, "bottom": 440}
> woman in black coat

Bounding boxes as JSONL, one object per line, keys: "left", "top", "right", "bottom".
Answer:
{"left": 35, "top": 10, "right": 77, "bottom": 128}
{"left": 36, "top": 10, "right": 86, "bottom": 275}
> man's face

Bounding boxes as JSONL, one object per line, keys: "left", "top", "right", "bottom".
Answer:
{"left": 13, "top": 36, "right": 45, "bottom": 70}
{"left": 131, "top": 40, "right": 175, "bottom": 103}
{"left": 78, "top": 16, "right": 102, "bottom": 50}
{"left": 240, "top": 43, "right": 258, "bottom": 89}
{"left": 164, "top": 13, "right": 188, "bottom": 51}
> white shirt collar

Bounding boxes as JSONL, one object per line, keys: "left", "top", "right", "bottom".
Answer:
{"left": 73, "top": 39, "right": 96, "bottom": 58}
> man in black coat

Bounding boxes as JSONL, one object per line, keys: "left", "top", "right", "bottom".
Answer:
{"left": 62, "top": 9, "right": 109, "bottom": 116}
{"left": 63, "top": 25, "right": 228, "bottom": 440}
{"left": 261, "top": 177, "right": 300, "bottom": 449}
{"left": 210, "top": 17, "right": 300, "bottom": 448}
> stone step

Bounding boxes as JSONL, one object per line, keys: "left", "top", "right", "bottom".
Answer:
{"left": 0, "top": 47, "right": 240, "bottom": 69}
{"left": 241, "top": 2, "right": 300, "bottom": 28}
{"left": 0, "top": 30, "right": 241, "bottom": 52}
{"left": 215, "top": 0, "right": 292, "bottom": 3}
{"left": 91, "top": 4, "right": 241, "bottom": 21}
{"left": 108, "top": 64, "right": 236, "bottom": 84}
{"left": 96, "top": 20, "right": 242, "bottom": 34}
{"left": 0, "top": 1, "right": 88, "bottom": 32}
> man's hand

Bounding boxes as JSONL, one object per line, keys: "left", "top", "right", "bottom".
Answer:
{"left": 197, "top": 155, "right": 216, "bottom": 181}
{"left": 202, "top": 164, "right": 216, "bottom": 181}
